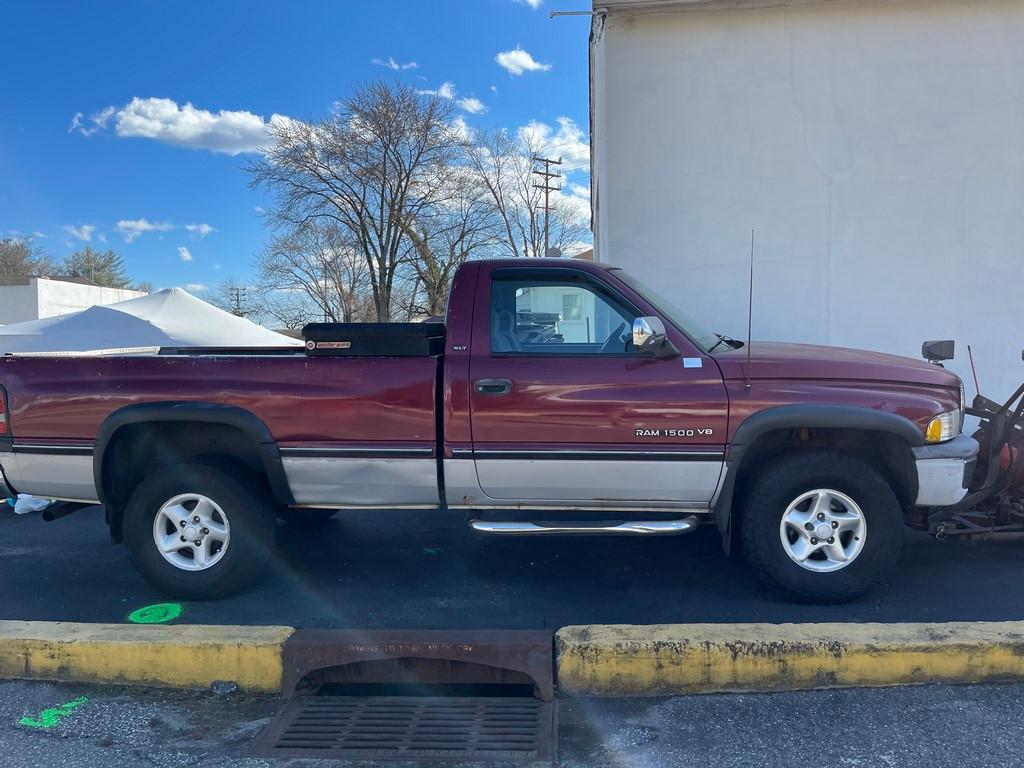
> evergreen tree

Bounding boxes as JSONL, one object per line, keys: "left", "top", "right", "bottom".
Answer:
{"left": 61, "top": 247, "right": 131, "bottom": 288}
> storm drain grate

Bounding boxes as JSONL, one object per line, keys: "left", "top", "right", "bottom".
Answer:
{"left": 255, "top": 695, "right": 555, "bottom": 761}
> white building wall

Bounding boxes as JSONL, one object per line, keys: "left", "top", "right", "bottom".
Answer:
{"left": 0, "top": 279, "right": 146, "bottom": 325}
{"left": 0, "top": 285, "right": 41, "bottom": 326}
{"left": 593, "top": 0, "right": 1024, "bottom": 400}
{"left": 35, "top": 280, "right": 145, "bottom": 319}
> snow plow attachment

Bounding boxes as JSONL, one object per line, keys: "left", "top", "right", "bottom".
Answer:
{"left": 919, "top": 348, "right": 1024, "bottom": 541}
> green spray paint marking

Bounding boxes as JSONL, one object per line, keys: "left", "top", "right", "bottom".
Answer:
{"left": 19, "top": 696, "right": 89, "bottom": 729}
{"left": 127, "top": 602, "right": 184, "bottom": 624}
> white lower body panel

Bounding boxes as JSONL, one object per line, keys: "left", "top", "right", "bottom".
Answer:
{"left": 446, "top": 458, "right": 722, "bottom": 510}
{"left": 282, "top": 457, "right": 440, "bottom": 507}
{"left": 475, "top": 458, "right": 724, "bottom": 504}
{"left": 1, "top": 453, "right": 99, "bottom": 502}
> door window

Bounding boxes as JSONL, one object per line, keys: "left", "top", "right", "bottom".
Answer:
{"left": 490, "top": 274, "right": 641, "bottom": 355}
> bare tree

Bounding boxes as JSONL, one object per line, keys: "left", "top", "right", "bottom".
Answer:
{"left": 255, "top": 221, "right": 373, "bottom": 325}
{"left": 249, "top": 80, "right": 463, "bottom": 321}
{"left": 466, "top": 129, "right": 590, "bottom": 259}
{"left": 0, "top": 238, "right": 55, "bottom": 276}
{"left": 400, "top": 170, "right": 497, "bottom": 316}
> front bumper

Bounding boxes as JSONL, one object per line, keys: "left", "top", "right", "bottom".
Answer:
{"left": 912, "top": 433, "right": 978, "bottom": 507}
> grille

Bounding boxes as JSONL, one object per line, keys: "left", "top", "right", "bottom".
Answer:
{"left": 254, "top": 695, "right": 555, "bottom": 761}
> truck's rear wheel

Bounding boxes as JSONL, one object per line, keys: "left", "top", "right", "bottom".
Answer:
{"left": 123, "top": 463, "right": 276, "bottom": 599}
{"left": 738, "top": 451, "right": 903, "bottom": 603}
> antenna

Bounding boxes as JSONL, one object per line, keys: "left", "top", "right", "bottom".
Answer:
{"left": 745, "top": 229, "right": 754, "bottom": 392}
{"left": 967, "top": 344, "right": 980, "bottom": 398}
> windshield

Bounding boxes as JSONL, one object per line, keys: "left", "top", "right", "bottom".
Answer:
{"left": 608, "top": 267, "right": 721, "bottom": 353}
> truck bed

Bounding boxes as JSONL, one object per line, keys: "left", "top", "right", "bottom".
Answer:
{"left": 0, "top": 352, "right": 442, "bottom": 506}
{"left": 2, "top": 353, "right": 439, "bottom": 445}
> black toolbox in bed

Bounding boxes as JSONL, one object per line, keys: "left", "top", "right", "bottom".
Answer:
{"left": 302, "top": 323, "right": 446, "bottom": 357}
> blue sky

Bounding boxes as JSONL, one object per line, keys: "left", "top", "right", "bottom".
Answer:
{"left": 0, "top": 0, "right": 592, "bottom": 294}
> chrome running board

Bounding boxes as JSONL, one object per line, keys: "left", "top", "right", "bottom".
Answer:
{"left": 468, "top": 516, "right": 699, "bottom": 536}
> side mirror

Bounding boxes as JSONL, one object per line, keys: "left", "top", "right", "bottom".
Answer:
{"left": 922, "top": 339, "right": 955, "bottom": 364}
{"left": 633, "top": 316, "right": 679, "bottom": 358}
{"left": 633, "top": 316, "right": 665, "bottom": 349}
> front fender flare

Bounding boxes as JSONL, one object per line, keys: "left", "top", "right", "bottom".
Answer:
{"left": 714, "top": 404, "right": 924, "bottom": 538}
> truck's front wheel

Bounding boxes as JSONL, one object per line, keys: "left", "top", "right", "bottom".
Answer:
{"left": 123, "top": 463, "right": 277, "bottom": 599}
{"left": 738, "top": 451, "right": 903, "bottom": 603}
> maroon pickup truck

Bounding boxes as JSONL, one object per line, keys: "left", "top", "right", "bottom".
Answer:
{"left": 0, "top": 259, "right": 976, "bottom": 602}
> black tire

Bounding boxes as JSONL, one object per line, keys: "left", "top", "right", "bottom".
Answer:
{"left": 276, "top": 508, "right": 339, "bottom": 527}
{"left": 738, "top": 450, "right": 904, "bottom": 603}
{"left": 123, "top": 463, "right": 277, "bottom": 600}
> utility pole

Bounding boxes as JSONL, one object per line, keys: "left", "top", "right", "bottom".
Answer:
{"left": 532, "top": 156, "right": 563, "bottom": 257}
{"left": 229, "top": 285, "right": 247, "bottom": 317}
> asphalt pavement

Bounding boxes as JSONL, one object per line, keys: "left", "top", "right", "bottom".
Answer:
{"left": 2, "top": 679, "right": 1023, "bottom": 767}
{"left": 0, "top": 504, "right": 1021, "bottom": 628}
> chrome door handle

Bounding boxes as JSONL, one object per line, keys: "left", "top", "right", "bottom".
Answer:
{"left": 475, "top": 378, "right": 513, "bottom": 395}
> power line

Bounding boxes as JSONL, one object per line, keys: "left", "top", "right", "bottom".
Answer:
{"left": 532, "top": 156, "right": 563, "bottom": 257}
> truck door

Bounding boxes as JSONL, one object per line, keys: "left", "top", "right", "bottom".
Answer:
{"left": 467, "top": 264, "right": 729, "bottom": 506}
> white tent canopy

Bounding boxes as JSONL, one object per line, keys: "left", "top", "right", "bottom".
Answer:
{"left": 0, "top": 288, "right": 301, "bottom": 354}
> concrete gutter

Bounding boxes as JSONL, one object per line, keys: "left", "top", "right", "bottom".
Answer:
{"left": 0, "top": 621, "right": 294, "bottom": 693}
{"left": 556, "top": 622, "right": 1024, "bottom": 696}
{"left": 4, "top": 620, "right": 1024, "bottom": 697}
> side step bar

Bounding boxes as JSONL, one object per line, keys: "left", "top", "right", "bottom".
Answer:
{"left": 468, "top": 516, "right": 699, "bottom": 536}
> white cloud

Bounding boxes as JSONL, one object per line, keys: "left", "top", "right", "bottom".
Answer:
{"left": 71, "top": 97, "right": 293, "bottom": 155}
{"left": 68, "top": 106, "right": 115, "bottom": 137}
{"left": 569, "top": 182, "right": 591, "bottom": 200}
{"left": 10, "top": 229, "right": 49, "bottom": 241}
{"left": 457, "top": 96, "right": 487, "bottom": 115}
{"left": 495, "top": 47, "right": 551, "bottom": 76}
{"left": 116, "top": 218, "right": 173, "bottom": 243}
{"left": 518, "top": 117, "right": 589, "bottom": 171}
{"left": 514, "top": 0, "right": 543, "bottom": 7}
{"left": 371, "top": 56, "right": 418, "bottom": 71}
{"left": 490, "top": 85, "right": 498, "bottom": 93}
{"left": 177, "top": 246, "right": 193, "bottom": 262}
{"left": 64, "top": 224, "right": 96, "bottom": 242}
{"left": 551, "top": 186, "right": 591, "bottom": 226}
{"left": 184, "top": 283, "right": 208, "bottom": 292}
{"left": 184, "top": 223, "right": 216, "bottom": 238}
{"left": 450, "top": 116, "right": 473, "bottom": 142}
{"left": 418, "top": 81, "right": 456, "bottom": 100}
{"left": 98, "top": 232, "right": 107, "bottom": 244}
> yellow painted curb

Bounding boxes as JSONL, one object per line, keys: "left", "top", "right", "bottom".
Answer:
{"left": 0, "top": 621, "right": 295, "bottom": 693}
{"left": 556, "top": 622, "right": 1024, "bottom": 696}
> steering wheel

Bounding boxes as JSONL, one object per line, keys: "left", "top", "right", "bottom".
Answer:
{"left": 599, "top": 322, "right": 628, "bottom": 353}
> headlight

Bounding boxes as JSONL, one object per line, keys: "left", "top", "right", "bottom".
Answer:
{"left": 925, "top": 409, "right": 962, "bottom": 443}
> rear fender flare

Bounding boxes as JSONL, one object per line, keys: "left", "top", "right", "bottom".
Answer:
{"left": 715, "top": 404, "right": 924, "bottom": 538}
{"left": 94, "top": 401, "right": 294, "bottom": 508}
